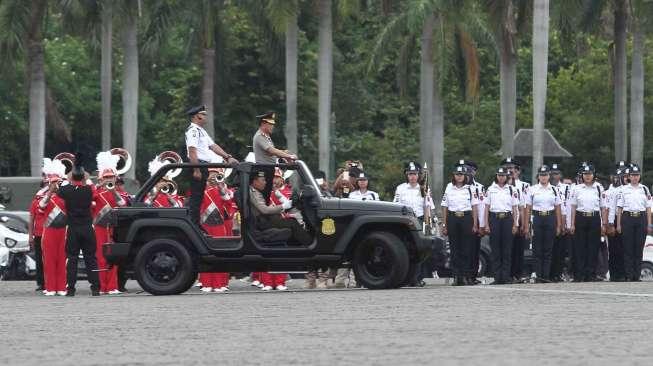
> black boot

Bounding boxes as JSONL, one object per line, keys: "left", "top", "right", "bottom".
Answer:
{"left": 65, "top": 289, "right": 76, "bottom": 297}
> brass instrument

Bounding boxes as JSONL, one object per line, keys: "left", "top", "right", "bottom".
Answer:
{"left": 54, "top": 152, "right": 76, "bottom": 174}
{"left": 157, "top": 151, "right": 183, "bottom": 178}
{"left": 160, "top": 180, "right": 178, "bottom": 195}
{"left": 420, "top": 162, "right": 432, "bottom": 235}
{"left": 110, "top": 148, "right": 133, "bottom": 175}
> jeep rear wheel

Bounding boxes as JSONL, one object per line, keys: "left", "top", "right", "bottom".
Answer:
{"left": 352, "top": 232, "right": 409, "bottom": 289}
{"left": 134, "top": 239, "right": 196, "bottom": 295}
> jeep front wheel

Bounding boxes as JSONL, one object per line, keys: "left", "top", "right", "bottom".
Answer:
{"left": 352, "top": 232, "right": 409, "bottom": 289}
{"left": 134, "top": 239, "right": 197, "bottom": 295}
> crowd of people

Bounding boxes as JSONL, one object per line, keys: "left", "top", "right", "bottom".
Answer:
{"left": 25, "top": 103, "right": 652, "bottom": 296}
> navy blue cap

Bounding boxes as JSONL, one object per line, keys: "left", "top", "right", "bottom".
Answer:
{"left": 500, "top": 157, "right": 520, "bottom": 168}
{"left": 257, "top": 112, "right": 276, "bottom": 125}
{"left": 405, "top": 161, "right": 421, "bottom": 174}
{"left": 186, "top": 105, "right": 206, "bottom": 116}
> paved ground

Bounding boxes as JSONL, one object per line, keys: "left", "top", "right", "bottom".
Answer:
{"left": 2, "top": 277, "right": 653, "bottom": 366}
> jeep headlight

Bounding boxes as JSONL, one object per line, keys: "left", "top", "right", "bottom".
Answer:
{"left": 5, "top": 238, "right": 17, "bottom": 248}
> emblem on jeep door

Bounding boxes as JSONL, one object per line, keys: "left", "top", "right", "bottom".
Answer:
{"left": 321, "top": 218, "right": 336, "bottom": 236}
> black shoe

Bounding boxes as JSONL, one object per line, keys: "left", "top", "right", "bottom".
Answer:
{"left": 571, "top": 278, "right": 583, "bottom": 283}
{"left": 35, "top": 286, "right": 44, "bottom": 292}
{"left": 65, "top": 290, "right": 75, "bottom": 297}
{"left": 118, "top": 287, "right": 128, "bottom": 293}
{"left": 91, "top": 290, "right": 101, "bottom": 296}
{"left": 489, "top": 280, "right": 504, "bottom": 285}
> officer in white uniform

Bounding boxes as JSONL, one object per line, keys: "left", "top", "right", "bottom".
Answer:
{"left": 185, "top": 105, "right": 238, "bottom": 228}
{"left": 569, "top": 164, "right": 605, "bottom": 282}
{"left": 349, "top": 172, "right": 379, "bottom": 201}
{"left": 605, "top": 166, "right": 627, "bottom": 281}
{"left": 616, "top": 164, "right": 652, "bottom": 281}
{"left": 501, "top": 157, "right": 530, "bottom": 281}
{"left": 549, "top": 163, "right": 570, "bottom": 281}
{"left": 484, "top": 167, "right": 519, "bottom": 284}
{"left": 441, "top": 165, "right": 479, "bottom": 286}
{"left": 457, "top": 160, "right": 485, "bottom": 284}
{"left": 393, "top": 162, "right": 433, "bottom": 221}
{"left": 525, "top": 165, "right": 563, "bottom": 282}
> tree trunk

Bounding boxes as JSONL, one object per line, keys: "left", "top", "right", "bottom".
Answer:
{"left": 284, "top": 12, "right": 298, "bottom": 155}
{"left": 101, "top": 0, "right": 113, "bottom": 150}
{"left": 613, "top": 0, "right": 628, "bottom": 162}
{"left": 121, "top": 14, "right": 139, "bottom": 179}
{"left": 630, "top": 23, "right": 644, "bottom": 169}
{"left": 531, "top": 0, "right": 549, "bottom": 183}
{"left": 432, "top": 55, "right": 445, "bottom": 202}
{"left": 420, "top": 13, "right": 435, "bottom": 186}
{"left": 28, "top": 0, "right": 47, "bottom": 176}
{"left": 317, "top": 0, "right": 333, "bottom": 179}
{"left": 201, "top": 47, "right": 216, "bottom": 139}
{"left": 499, "top": 48, "right": 517, "bottom": 158}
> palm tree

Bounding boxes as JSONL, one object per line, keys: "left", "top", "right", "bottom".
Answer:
{"left": 265, "top": 0, "right": 300, "bottom": 155}
{"left": 199, "top": 0, "right": 220, "bottom": 139}
{"left": 531, "top": 0, "right": 550, "bottom": 182}
{"left": 120, "top": 0, "right": 139, "bottom": 179}
{"left": 368, "top": 1, "right": 481, "bottom": 199}
{"left": 485, "top": 0, "right": 530, "bottom": 158}
{"left": 100, "top": 0, "right": 113, "bottom": 150}
{"left": 317, "top": 0, "right": 333, "bottom": 178}
{"left": 629, "top": 0, "right": 652, "bottom": 168}
{"left": 0, "top": 0, "right": 48, "bottom": 176}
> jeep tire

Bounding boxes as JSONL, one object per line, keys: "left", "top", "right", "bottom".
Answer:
{"left": 352, "top": 231, "right": 409, "bottom": 289}
{"left": 134, "top": 238, "right": 197, "bottom": 295}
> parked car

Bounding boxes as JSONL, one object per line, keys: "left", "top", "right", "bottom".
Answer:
{"left": 0, "top": 211, "right": 35, "bottom": 280}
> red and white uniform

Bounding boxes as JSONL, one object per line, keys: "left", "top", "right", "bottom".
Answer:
{"left": 150, "top": 192, "right": 184, "bottom": 208}
{"left": 198, "top": 185, "right": 236, "bottom": 289}
{"left": 39, "top": 193, "right": 68, "bottom": 293}
{"left": 260, "top": 184, "right": 293, "bottom": 288}
{"left": 93, "top": 188, "right": 127, "bottom": 293}
{"left": 29, "top": 187, "right": 48, "bottom": 239}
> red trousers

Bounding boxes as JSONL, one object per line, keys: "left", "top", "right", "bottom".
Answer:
{"left": 41, "top": 227, "right": 67, "bottom": 292}
{"left": 261, "top": 273, "right": 287, "bottom": 287}
{"left": 95, "top": 226, "right": 118, "bottom": 292}
{"left": 200, "top": 224, "right": 229, "bottom": 288}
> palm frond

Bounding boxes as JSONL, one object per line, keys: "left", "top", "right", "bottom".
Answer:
{"left": 140, "top": 0, "right": 179, "bottom": 58}
{"left": 456, "top": 27, "right": 480, "bottom": 104}
{"left": 336, "top": 0, "right": 360, "bottom": 18}
{"left": 579, "top": 0, "right": 608, "bottom": 32}
{"left": 366, "top": 11, "right": 408, "bottom": 75}
{"left": 0, "top": 0, "right": 30, "bottom": 65}
{"left": 265, "top": 0, "right": 299, "bottom": 34}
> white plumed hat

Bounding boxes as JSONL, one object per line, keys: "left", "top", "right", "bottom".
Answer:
{"left": 96, "top": 151, "right": 119, "bottom": 178}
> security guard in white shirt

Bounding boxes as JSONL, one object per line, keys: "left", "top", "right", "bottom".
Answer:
{"left": 549, "top": 163, "right": 570, "bottom": 282}
{"left": 525, "top": 165, "right": 563, "bottom": 282}
{"left": 393, "top": 162, "right": 433, "bottom": 221}
{"left": 185, "top": 105, "right": 238, "bottom": 228}
{"left": 457, "top": 160, "right": 485, "bottom": 285}
{"left": 569, "top": 164, "right": 605, "bottom": 282}
{"left": 501, "top": 157, "right": 529, "bottom": 281}
{"left": 484, "top": 167, "right": 519, "bottom": 284}
{"left": 441, "top": 165, "right": 479, "bottom": 286}
{"left": 349, "top": 172, "right": 379, "bottom": 201}
{"left": 616, "top": 164, "right": 653, "bottom": 281}
{"left": 605, "top": 166, "right": 628, "bottom": 281}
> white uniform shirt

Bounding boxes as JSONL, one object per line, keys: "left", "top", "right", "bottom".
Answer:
{"left": 441, "top": 184, "right": 479, "bottom": 212}
{"left": 514, "top": 179, "right": 530, "bottom": 208}
{"left": 472, "top": 181, "right": 486, "bottom": 226}
{"left": 485, "top": 183, "right": 518, "bottom": 212}
{"left": 526, "top": 183, "right": 561, "bottom": 211}
{"left": 606, "top": 185, "right": 621, "bottom": 224}
{"left": 349, "top": 190, "right": 379, "bottom": 201}
{"left": 570, "top": 182, "right": 605, "bottom": 213}
{"left": 553, "top": 183, "right": 571, "bottom": 228}
{"left": 185, "top": 123, "right": 215, "bottom": 162}
{"left": 616, "top": 184, "right": 652, "bottom": 212}
{"left": 394, "top": 183, "right": 433, "bottom": 218}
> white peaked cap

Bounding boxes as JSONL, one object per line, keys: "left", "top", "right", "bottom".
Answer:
{"left": 43, "top": 158, "right": 66, "bottom": 178}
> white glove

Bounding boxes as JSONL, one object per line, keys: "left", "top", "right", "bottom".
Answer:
{"left": 281, "top": 200, "right": 293, "bottom": 210}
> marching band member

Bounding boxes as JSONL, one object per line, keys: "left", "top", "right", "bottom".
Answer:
{"left": 569, "top": 164, "right": 605, "bottom": 282}
{"left": 38, "top": 159, "right": 68, "bottom": 296}
{"left": 616, "top": 165, "right": 652, "bottom": 281}
{"left": 524, "top": 165, "right": 563, "bottom": 283}
{"left": 144, "top": 156, "right": 184, "bottom": 208}
{"left": 93, "top": 151, "right": 128, "bottom": 294}
{"left": 484, "top": 167, "right": 519, "bottom": 285}
{"left": 29, "top": 174, "right": 49, "bottom": 292}
{"left": 198, "top": 167, "right": 233, "bottom": 293}
{"left": 441, "top": 165, "right": 479, "bottom": 286}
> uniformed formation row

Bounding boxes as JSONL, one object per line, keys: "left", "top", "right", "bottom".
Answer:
{"left": 440, "top": 158, "right": 651, "bottom": 286}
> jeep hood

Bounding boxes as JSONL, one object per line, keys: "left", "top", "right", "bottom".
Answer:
{"left": 337, "top": 198, "right": 407, "bottom": 213}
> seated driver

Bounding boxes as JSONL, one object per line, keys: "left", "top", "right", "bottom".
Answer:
{"left": 249, "top": 170, "right": 312, "bottom": 245}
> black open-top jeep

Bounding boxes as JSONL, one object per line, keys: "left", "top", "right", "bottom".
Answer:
{"left": 103, "top": 161, "right": 435, "bottom": 295}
